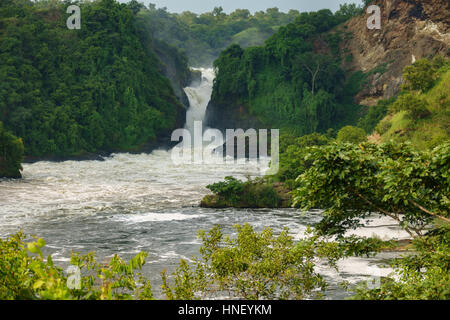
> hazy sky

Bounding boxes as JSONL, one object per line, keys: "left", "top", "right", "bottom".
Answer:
{"left": 122, "top": 0, "right": 364, "bottom": 14}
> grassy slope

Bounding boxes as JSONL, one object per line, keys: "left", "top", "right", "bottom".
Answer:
{"left": 381, "top": 68, "right": 450, "bottom": 149}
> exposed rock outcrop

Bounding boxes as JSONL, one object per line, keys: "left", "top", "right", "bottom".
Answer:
{"left": 340, "top": 0, "right": 450, "bottom": 105}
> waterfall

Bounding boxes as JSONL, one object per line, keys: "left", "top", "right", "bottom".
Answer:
{"left": 184, "top": 68, "right": 215, "bottom": 134}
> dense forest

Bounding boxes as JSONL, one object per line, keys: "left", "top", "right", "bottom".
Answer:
{"left": 134, "top": 2, "right": 306, "bottom": 67}
{"left": 206, "top": 5, "right": 368, "bottom": 135}
{"left": 0, "top": 0, "right": 332, "bottom": 168}
{"left": 0, "top": 0, "right": 188, "bottom": 159}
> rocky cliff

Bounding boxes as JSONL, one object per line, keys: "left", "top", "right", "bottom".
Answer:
{"left": 339, "top": 0, "right": 450, "bottom": 106}
{"left": 205, "top": 0, "right": 450, "bottom": 132}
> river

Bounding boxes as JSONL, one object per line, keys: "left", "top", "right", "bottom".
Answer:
{"left": 0, "top": 68, "right": 409, "bottom": 299}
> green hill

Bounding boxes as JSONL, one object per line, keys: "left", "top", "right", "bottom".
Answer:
{"left": 0, "top": 0, "right": 189, "bottom": 158}
{"left": 374, "top": 57, "right": 450, "bottom": 149}
{"left": 206, "top": 6, "right": 365, "bottom": 134}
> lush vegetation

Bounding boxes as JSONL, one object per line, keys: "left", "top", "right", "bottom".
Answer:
{"left": 336, "top": 126, "right": 367, "bottom": 144}
{"left": 134, "top": 3, "right": 309, "bottom": 67}
{"left": 161, "top": 224, "right": 341, "bottom": 300}
{"left": 0, "top": 232, "right": 153, "bottom": 299}
{"left": 0, "top": 121, "right": 24, "bottom": 178}
{"left": 0, "top": 224, "right": 389, "bottom": 300}
{"left": 352, "top": 225, "right": 450, "bottom": 300}
{"left": 366, "top": 56, "right": 450, "bottom": 149}
{"left": 209, "top": 5, "right": 366, "bottom": 135}
{"left": 201, "top": 176, "right": 290, "bottom": 208}
{"left": 293, "top": 142, "right": 450, "bottom": 237}
{"left": 275, "top": 132, "right": 332, "bottom": 189}
{"left": 357, "top": 98, "right": 394, "bottom": 134}
{"left": 1, "top": 0, "right": 448, "bottom": 301}
{"left": 0, "top": 0, "right": 187, "bottom": 158}
{"left": 3, "top": 142, "right": 449, "bottom": 300}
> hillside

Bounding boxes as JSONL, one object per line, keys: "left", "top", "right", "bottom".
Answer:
{"left": 0, "top": 0, "right": 190, "bottom": 160}
{"left": 205, "top": 0, "right": 450, "bottom": 136}
{"left": 339, "top": 0, "right": 450, "bottom": 106}
{"left": 374, "top": 56, "right": 449, "bottom": 149}
{"left": 205, "top": 6, "right": 367, "bottom": 134}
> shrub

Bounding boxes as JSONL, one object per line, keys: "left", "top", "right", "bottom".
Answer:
{"left": 402, "top": 57, "right": 444, "bottom": 93}
{"left": 391, "top": 93, "right": 431, "bottom": 119}
{"left": 0, "top": 232, "right": 153, "bottom": 300}
{"left": 336, "top": 126, "right": 367, "bottom": 144}
{"left": 161, "top": 224, "right": 340, "bottom": 300}
{"left": 375, "top": 119, "right": 392, "bottom": 135}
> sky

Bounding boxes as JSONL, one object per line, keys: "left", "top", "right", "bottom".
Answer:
{"left": 120, "top": 0, "right": 365, "bottom": 14}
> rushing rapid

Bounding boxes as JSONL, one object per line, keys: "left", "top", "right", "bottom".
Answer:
{"left": 0, "top": 69, "right": 408, "bottom": 299}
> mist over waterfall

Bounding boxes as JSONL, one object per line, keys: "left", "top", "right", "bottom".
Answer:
{"left": 184, "top": 68, "right": 215, "bottom": 134}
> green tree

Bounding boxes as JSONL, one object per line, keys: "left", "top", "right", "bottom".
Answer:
{"left": 402, "top": 58, "right": 441, "bottom": 93}
{"left": 293, "top": 142, "right": 450, "bottom": 238}
{"left": 336, "top": 126, "right": 367, "bottom": 144}
{"left": 161, "top": 224, "right": 340, "bottom": 300}
{"left": 391, "top": 93, "right": 431, "bottom": 119}
{"left": 276, "top": 133, "right": 331, "bottom": 187}
{"left": 0, "top": 232, "right": 154, "bottom": 300}
{"left": 0, "top": 0, "right": 186, "bottom": 157}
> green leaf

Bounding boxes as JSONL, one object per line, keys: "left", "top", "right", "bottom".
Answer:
{"left": 37, "top": 238, "right": 45, "bottom": 248}
{"left": 27, "top": 243, "right": 39, "bottom": 254}
{"left": 33, "top": 280, "right": 45, "bottom": 290}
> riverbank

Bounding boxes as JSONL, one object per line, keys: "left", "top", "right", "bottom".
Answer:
{"left": 22, "top": 134, "right": 180, "bottom": 164}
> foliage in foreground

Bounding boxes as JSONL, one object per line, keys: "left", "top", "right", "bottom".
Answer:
{"left": 352, "top": 225, "right": 450, "bottom": 300}
{"left": 161, "top": 224, "right": 341, "bottom": 300}
{"left": 0, "top": 225, "right": 342, "bottom": 300}
{"left": 0, "top": 232, "right": 153, "bottom": 300}
{"left": 293, "top": 142, "right": 450, "bottom": 238}
{"left": 1, "top": 223, "right": 448, "bottom": 300}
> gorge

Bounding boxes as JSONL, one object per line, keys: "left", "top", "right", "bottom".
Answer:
{"left": 0, "top": 0, "right": 448, "bottom": 301}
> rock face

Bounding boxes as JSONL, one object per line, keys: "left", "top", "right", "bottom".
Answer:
{"left": 340, "top": 0, "right": 450, "bottom": 105}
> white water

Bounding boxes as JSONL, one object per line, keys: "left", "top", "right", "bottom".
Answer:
{"left": 0, "top": 68, "right": 409, "bottom": 299}
{"left": 184, "top": 68, "right": 215, "bottom": 133}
